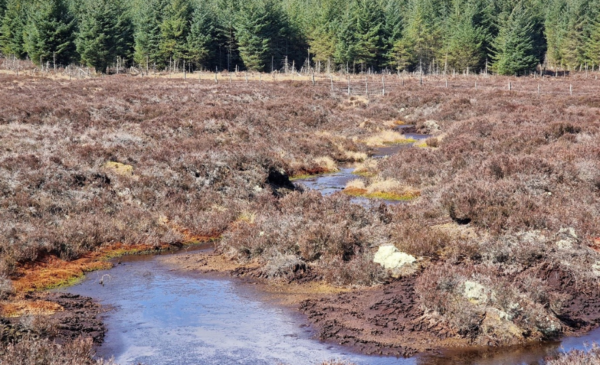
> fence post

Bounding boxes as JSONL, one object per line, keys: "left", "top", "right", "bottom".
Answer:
{"left": 330, "top": 76, "right": 333, "bottom": 92}
{"left": 365, "top": 76, "right": 368, "bottom": 96}
{"left": 538, "top": 84, "right": 540, "bottom": 96}
{"left": 215, "top": 72, "right": 218, "bottom": 84}
{"left": 183, "top": 60, "right": 186, "bottom": 79}
{"left": 245, "top": 71, "right": 248, "bottom": 84}
{"left": 312, "top": 72, "right": 315, "bottom": 86}
{"left": 508, "top": 82, "right": 511, "bottom": 91}
{"left": 445, "top": 79, "right": 448, "bottom": 88}
{"left": 382, "top": 75, "right": 385, "bottom": 96}
{"left": 347, "top": 76, "right": 350, "bottom": 96}
{"left": 570, "top": 84, "right": 572, "bottom": 96}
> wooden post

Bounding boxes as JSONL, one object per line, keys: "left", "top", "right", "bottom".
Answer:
{"left": 445, "top": 79, "right": 448, "bottom": 88}
{"left": 538, "top": 84, "right": 540, "bottom": 96}
{"left": 508, "top": 82, "right": 511, "bottom": 91}
{"left": 382, "top": 75, "right": 385, "bottom": 96}
{"left": 347, "top": 76, "right": 350, "bottom": 96}
{"left": 330, "top": 76, "right": 333, "bottom": 92}
{"left": 365, "top": 76, "right": 368, "bottom": 96}
{"left": 245, "top": 71, "right": 248, "bottom": 84}
{"left": 183, "top": 60, "right": 186, "bottom": 79}
{"left": 570, "top": 84, "right": 572, "bottom": 96}
{"left": 215, "top": 71, "right": 218, "bottom": 84}
{"left": 312, "top": 72, "right": 315, "bottom": 86}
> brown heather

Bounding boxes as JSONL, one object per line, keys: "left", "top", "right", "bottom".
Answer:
{"left": 2, "top": 73, "right": 600, "bottom": 361}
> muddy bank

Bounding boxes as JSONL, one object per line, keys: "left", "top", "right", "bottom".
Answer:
{"left": 298, "top": 276, "right": 462, "bottom": 358}
{"left": 1, "top": 292, "right": 105, "bottom": 345}
{"left": 63, "top": 252, "right": 406, "bottom": 365}
{"left": 165, "top": 249, "right": 600, "bottom": 362}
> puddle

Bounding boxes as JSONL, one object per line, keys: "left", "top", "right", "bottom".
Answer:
{"left": 61, "top": 251, "right": 600, "bottom": 365}
{"left": 60, "top": 252, "right": 410, "bottom": 365}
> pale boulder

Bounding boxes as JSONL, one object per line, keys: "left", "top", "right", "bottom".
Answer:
{"left": 464, "top": 280, "right": 488, "bottom": 304}
{"left": 373, "top": 245, "right": 417, "bottom": 277}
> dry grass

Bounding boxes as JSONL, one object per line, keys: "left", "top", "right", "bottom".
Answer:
{"left": 362, "top": 130, "right": 416, "bottom": 147}
{"left": 344, "top": 178, "right": 421, "bottom": 201}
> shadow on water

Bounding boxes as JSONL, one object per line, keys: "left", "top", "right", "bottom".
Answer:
{"left": 61, "top": 250, "right": 600, "bottom": 365}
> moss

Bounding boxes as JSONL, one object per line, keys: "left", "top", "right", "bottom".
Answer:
{"left": 290, "top": 169, "right": 337, "bottom": 181}
{"left": 12, "top": 238, "right": 219, "bottom": 293}
{"left": 344, "top": 187, "right": 420, "bottom": 201}
{"left": 385, "top": 138, "right": 417, "bottom": 145}
{"left": 352, "top": 170, "right": 376, "bottom": 177}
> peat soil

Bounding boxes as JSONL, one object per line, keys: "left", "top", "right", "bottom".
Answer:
{"left": 1, "top": 292, "right": 105, "bottom": 344}
{"left": 298, "top": 266, "right": 600, "bottom": 360}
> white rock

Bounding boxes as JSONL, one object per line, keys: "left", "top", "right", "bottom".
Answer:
{"left": 374, "top": 245, "right": 415, "bottom": 269}
{"left": 557, "top": 239, "right": 573, "bottom": 250}
{"left": 423, "top": 120, "right": 441, "bottom": 133}
{"left": 592, "top": 261, "right": 600, "bottom": 277}
{"left": 464, "top": 280, "right": 488, "bottom": 303}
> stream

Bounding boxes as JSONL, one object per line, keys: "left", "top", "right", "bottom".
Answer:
{"left": 293, "top": 131, "right": 430, "bottom": 206}
{"left": 60, "top": 127, "right": 600, "bottom": 364}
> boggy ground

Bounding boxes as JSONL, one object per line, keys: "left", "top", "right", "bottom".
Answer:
{"left": 2, "top": 73, "right": 600, "bottom": 362}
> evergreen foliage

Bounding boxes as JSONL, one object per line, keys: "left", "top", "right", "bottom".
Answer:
{"left": 24, "top": 0, "right": 76, "bottom": 66}
{"left": 0, "top": 0, "right": 28, "bottom": 58}
{"left": 186, "top": 1, "right": 217, "bottom": 69}
{"left": 491, "top": 3, "right": 538, "bottom": 75}
{"left": 0, "top": 0, "right": 597, "bottom": 74}
{"left": 75, "top": 0, "right": 132, "bottom": 72}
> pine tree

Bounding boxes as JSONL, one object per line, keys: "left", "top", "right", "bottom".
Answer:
{"left": 392, "top": 0, "right": 441, "bottom": 72}
{"left": 444, "top": 0, "right": 487, "bottom": 72}
{"left": 133, "top": 0, "right": 166, "bottom": 68}
{"left": 307, "top": 0, "right": 341, "bottom": 65}
{"left": 382, "top": 0, "right": 407, "bottom": 68}
{"left": 560, "top": 0, "right": 591, "bottom": 69}
{"left": 76, "top": 0, "right": 133, "bottom": 72}
{"left": 235, "top": 0, "right": 288, "bottom": 71}
{"left": 186, "top": 1, "right": 217, "bottom": 69}
{"left": 159, "top": 0, "right": 191, "bottom": 64}
{"left": 544, "top": 0, "right": 567, "bottom": 69}
{"left": 24, "top": 0, "right": 76, "bottom": 66}
{"left": 214, "top": 0, "right": 240, "bottom": 71}
{"left": 0, "top": 0, "right": 28, "bottom": 58}
{"left": 587, "top": 14, "right": 600, "bottom": 66}
{"left": 351, "top": 0, "right": 385, "bottom": 69}
{"left": 491, "top": 3, "right": 538, "bottom": 75}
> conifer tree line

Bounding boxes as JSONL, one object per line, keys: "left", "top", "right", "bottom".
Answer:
{"left": 0, "top": 0, "right": 599, "bottom": 75}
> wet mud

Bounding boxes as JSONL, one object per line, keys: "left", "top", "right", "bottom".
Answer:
{"left": 1, "top": 292, "right": 105, "bottom": 345}
{"left": 299, "top": 276, "right": 461, "bottom": 358}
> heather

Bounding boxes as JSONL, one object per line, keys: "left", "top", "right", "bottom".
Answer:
{"left": 2, "top": 73, "right": 600, "bottom": 358}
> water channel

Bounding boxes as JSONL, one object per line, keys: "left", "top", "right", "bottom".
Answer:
{"left": 61, "top": 128, "right": 600, "bottom": 364}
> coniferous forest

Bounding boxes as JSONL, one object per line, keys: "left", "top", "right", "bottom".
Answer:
{"left": 0, "top": 0, "right": 599, "bottom": 75}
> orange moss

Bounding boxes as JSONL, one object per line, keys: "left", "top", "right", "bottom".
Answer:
{"left": 343, "top": 187, "right": 421, "bottom": 201}
{"left": 0, "top": 300, "right": 63, "bottom": 317}
{"left": 12, "top": 238, "right": 218, "bottom": 293}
